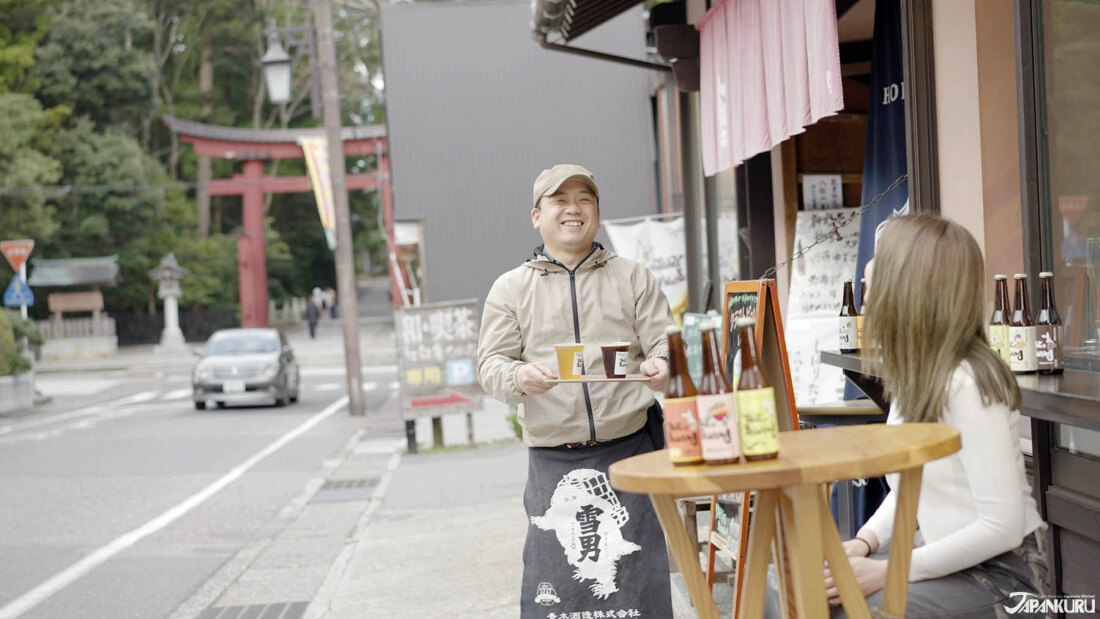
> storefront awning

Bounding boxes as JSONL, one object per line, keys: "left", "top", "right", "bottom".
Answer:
{"left": 700, "top": 0, "right": 845, "bottom": 176}
{"left": 532, "top": 0, "right": 643, "bottom": 42}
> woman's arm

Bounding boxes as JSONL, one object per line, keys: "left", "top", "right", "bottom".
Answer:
{"left": 907, "top": 379, "right": 1030, "bottom": 581}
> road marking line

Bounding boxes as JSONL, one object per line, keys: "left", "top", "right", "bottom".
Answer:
{"left": 389, "top": 381, "right": 400, "bottom": 390}
{"left": 161, "top": 388, "right": 192, "bottom": 400}
{"left": 362, "top": 382, "right": 377, "bottom": 392}
{"left": 114, "top": 391, "right": 160, "bottom": 405}
{"left": 313, "top": 383, "right": 341, "bottom": 392}
{"left": 0, "top": 395, "right": 350, "bottom": 619}
{"left": 0, "top": 391, "right": 146, "bottom": 436}
{"left": 299, "top": 365, "right": 397, "bottom": 378}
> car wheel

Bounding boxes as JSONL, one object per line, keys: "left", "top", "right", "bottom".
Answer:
{"left": 194, "top": 401, "right": 206, "bottom": 410}
{"left": 289, "top": 371, "right": 300, "bottom": 403}
{"left": 216, "top": 401, "right": 227, "bottom": 409}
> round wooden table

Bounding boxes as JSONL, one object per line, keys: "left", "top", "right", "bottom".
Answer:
{"left": 609, "top": 423, "right": 961, "bottom": 619}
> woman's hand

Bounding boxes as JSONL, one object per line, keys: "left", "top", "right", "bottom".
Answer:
{"left": 824, "top": 557, "right": 888, "bottom": 606}
{"left": 842, "top": 538, "right": 870, "bottom": 558}
{"left": 640, "top": 357, "right": 669, "bottom": 392}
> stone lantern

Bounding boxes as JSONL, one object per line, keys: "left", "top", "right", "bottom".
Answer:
{"left": 148, "top": 253, "right": 190, "bottom": 353}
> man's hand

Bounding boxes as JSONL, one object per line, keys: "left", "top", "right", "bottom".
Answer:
{"left": 640, "top": 357, "right": 669, "bottom": 393}
{"left": 516, "top": 363, "right": 558, "bottom": 396}
{"left": 824, "top": 556, "right": 887, "bottom": 606}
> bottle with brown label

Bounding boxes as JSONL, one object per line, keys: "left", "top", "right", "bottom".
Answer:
{"left": 988, "top": 275, "right": 1011, "bottom": 365}
{"left": 1009, "top": 273, "right": 1037, "bottom": 374}
{"left": 1036, "top": 272, "right": 1064, "bottom": 375}
{"left": 839, "top": 279, "right": 859, "bottom": 353}
{"left": 856, "top": 278, "right": 868, "bottom": 350}
{"left": 735, "top": 317, "right": 779, "bottom": 461}
{"left": 664, "top": 324, "right": 702, "bottom": 465}
{"left": 697, "top": 319, "right": 740, "bottom": 464}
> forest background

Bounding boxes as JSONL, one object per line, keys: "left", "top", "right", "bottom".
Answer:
{"left": 0, "top": 0, "right": 388, "bottom": 319}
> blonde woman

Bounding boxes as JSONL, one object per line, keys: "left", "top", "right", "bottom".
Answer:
{"left": 768, "top": 215, "right": 1048, "bottom": 618}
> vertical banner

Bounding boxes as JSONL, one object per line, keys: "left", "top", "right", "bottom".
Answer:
{"left": 603, "top": 217, "right": 688, "bottom": 320}
{"left": 848, "top": 0, "right": 909, "bottom": 399}
{"left": 298, "top": 136, "right": 338, "bottom": 251}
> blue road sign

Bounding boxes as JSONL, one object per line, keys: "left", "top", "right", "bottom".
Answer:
{"left": 3, "top": 275, "right": 34, "bottom": 308}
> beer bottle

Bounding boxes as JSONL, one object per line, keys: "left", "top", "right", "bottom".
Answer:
{"left": 664, "top": 324, "right": 703, "bottom": 465}
{"left": 1036, "top": 272, "right": 1064, "bottom": 375}
{"left": 839, "top": 279, "right": 859, "bottom": 354}
{"left": 988, "top": 275, "right": 1011, "bottom": 365}
{"left": 1009, "top": 274, "right": 1037, "bottom": 374}
{"left": 856, "top": 278, "right": 868, "bottom": 350}
{"left": 697, "top": 319, "right": 740, "bottom": 464}
{"left": 735, "top": 317, "right": 779, "bottom": 461}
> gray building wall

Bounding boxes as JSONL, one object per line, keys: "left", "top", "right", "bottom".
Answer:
{"left": 380, "top": 0, "right": 659, "bottom": 303}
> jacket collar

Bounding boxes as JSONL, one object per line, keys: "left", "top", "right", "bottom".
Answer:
{"left": 526, "top": 243, "right": 614, "bottom": 272}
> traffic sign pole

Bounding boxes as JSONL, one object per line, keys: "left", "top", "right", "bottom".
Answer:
{"left": 19, "top": 264, "right": 27, "bottom": 319}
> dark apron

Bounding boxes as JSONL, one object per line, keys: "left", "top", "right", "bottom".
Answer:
{"left": 521, "top": 413, "right": 672, "bottom": 619}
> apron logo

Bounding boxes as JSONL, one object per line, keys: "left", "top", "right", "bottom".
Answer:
{"left": 534, "top": 582, "right": 561, "bottom": 606}
{"left": 531, "top": 469, "right": 639, "bottom": 600}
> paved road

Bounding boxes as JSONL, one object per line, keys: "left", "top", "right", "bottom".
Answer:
{"left": 0, "top": 362, "right": 396, "bottom": 619}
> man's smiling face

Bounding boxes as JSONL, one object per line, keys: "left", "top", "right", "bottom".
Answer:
{"left": 532, "top": 179, "right": 600, "bottom": 257}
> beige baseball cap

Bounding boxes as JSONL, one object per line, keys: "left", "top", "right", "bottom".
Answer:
{"left": 532, "top": 164, "right": 599, "bottom": 208}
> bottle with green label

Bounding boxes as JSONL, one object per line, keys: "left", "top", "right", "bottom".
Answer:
{"left": 734, "top": 317, "right": 778, "bottom": 461}
{"left": 988, "top": 275, "right": 1011, "bottom": 364}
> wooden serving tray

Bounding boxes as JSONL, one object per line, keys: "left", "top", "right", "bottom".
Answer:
{"left": 546, "top": 374, "right": 649, "bottom": 384}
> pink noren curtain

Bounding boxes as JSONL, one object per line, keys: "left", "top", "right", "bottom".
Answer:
{"left": 700, "top": 0, "right": 844, "bottom": 176}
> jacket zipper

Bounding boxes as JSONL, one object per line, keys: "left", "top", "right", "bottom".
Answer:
{"left": 542, "top": 247, "right": 599, "bottom": 442}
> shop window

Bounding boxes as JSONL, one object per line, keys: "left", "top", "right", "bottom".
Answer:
{"left": 1039, "top": 0, "right": 1100, "bottom": 368}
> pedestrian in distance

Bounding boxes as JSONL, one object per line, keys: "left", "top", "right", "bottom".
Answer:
{"left": 477, "top": 164, "right": 675, "bottom": 618}
{"left": 305, "top": 300, "right": 321, "bottom": 339}
{"left": 766, "top": 214, "right": 1048, "bottom": 618}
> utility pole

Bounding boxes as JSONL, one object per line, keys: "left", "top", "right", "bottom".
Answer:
{"left": 313, "top": 0, "right": 365, "bottom": 416}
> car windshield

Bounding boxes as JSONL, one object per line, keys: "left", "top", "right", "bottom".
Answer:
{"left": 206, "top": 333, "right": 279, "bottom": 355}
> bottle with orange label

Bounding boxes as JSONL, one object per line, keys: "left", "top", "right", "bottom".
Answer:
{"left": 664, "top": 324, "right": 702, "bottom": 465}
{"left": 696, "top": 319, "right": 740, "bottom": 464}
{"left": 735, "top": 317, "right": 779, "bottom": 461}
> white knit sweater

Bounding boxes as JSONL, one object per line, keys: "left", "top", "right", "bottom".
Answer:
{"left": 860, "top": 362, "right": 1044, "bottom": 582}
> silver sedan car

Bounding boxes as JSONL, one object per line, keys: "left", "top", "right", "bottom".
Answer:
{"left": 192, "top": 328, "right": 300, "bottom": 409}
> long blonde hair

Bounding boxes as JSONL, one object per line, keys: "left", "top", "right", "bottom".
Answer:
{"left": 863, "top": 215, "right": 1021, "bottom": 423}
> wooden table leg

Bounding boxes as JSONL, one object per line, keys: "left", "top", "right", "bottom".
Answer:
{"left": 883, "top": 467, "right": 923, "bottom": 616}
{"left": 783, "top": 484, "right": 829, "bottom": 619}
{"left": 816, "top": 488, "right": 871, "bottom": 619}
{"left": 736, "top": 490, "right": 779, "bottom": 619}
{"left": 651, "top": 495, "right": 719, "bottom": 619}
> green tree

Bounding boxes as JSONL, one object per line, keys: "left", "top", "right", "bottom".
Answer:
{"left": 42, "top": 118, "right": 168, "bottom": 312}
{"left": 32, "top": 0, "right": 156, "bottom": 132}
{"left": 0, "top": 0, "right": 53, "bottom": 94}
{"left": 0, "top": 93, "right": 62, "bottom": 242}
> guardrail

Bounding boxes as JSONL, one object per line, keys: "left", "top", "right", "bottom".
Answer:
{"left": 37, "top": 317, "right": 117, "bottom": 339}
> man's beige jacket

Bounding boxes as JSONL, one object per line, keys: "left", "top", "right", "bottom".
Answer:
{"left": 477, "top": 244, "right": 672, "bottom": 447}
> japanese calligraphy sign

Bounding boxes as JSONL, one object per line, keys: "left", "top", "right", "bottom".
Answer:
{"left": 784, "top": 207, "right": 862, "bottom": 407}
{"left": 395, "top": 299, "right": 483, "bottom": 419}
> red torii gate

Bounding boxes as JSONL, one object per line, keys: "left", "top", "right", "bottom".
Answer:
{"left": 163, "top": 116, "right": 400, "bottom": 327}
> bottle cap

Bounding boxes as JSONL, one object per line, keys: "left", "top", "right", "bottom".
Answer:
{"left": 734, "top": 317, "right": 756, "bottom": 328}
{"left": 994, "top": 274, "right": 1007, "bottom": 280}
{"left": 860, "top": 278, "right": 866, "bottom": 283}
{"left": 665, "top": 324, "right": 682, "bottom": 335}
{"left": 1039, "top": 271, "right": 1053, "bottom": 278}
{"left": 844, "top": 278, "right": 853, "bottom": 283}
{"left": 1014, "top": 273, "right": 1028, "bottom": 279}
{"left": 701, "top": 319, "right": 719, "bottom": 331}
{"left": 706, "top": 309, "right": 719, "bottom": 316}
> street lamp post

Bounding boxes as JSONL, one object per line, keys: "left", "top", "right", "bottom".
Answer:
{"left": 261, "top": 23, "right": 322, "bottom": 119}
{"left": 262, "top": 7, "right": 365, "bottom": 417}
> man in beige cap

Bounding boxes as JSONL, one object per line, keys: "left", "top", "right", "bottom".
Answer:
{"left": 477, "top": 164, "right": 673, "bottom": 617}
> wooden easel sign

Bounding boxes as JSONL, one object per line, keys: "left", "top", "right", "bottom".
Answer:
{"left": 713, "top": 279, "right": 799, "bottom": 618}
